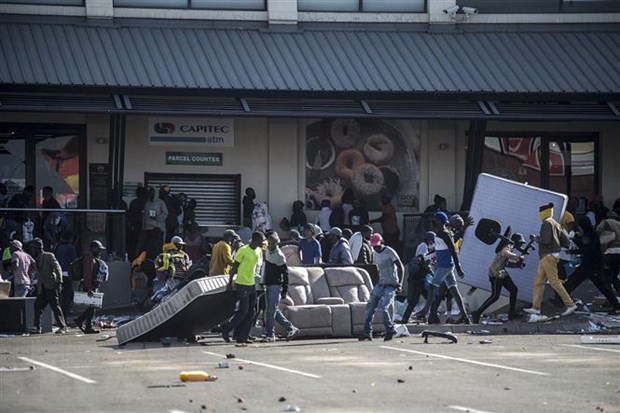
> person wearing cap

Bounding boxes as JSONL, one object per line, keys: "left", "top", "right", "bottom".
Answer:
{"left": 359, "top": 233, "right": 403, "bottom": 341}
{"left": 471, "top": 233, "right": 525, "bottom": 323}
{"left": 222, "top": 231, "right": 266, "bottom": 345}
{"left": 9, "top": 240, "right": 36, "bottom": 298}
{"left": 210, "top": 230, "right": 238, "bottom": 276}
{"left": 413, "top": 212, "right": 471, "bottom": 325}
{"left": 596, "top": 211, "right": 620, "bottom": 297}
{"left": 30, "top": 238, "right": 68, "bottom": 334}
{"left": 401, "top": 232, "right": 436, "bottom": 324}
{"left": 298, "top": 223, "right": 322, "bottom": 265}
{"left": 74, "top": 240, "right": 109, "bottom": 334}
{"left": 261, "top": 232, "right": 299, "bottom": 342}
{"left": 327, "top": 227, "right": 353, "bottom": 265}
{"left": 525, "top": 203, "right": 577, "bottom": 320}
{"left": 151, "top": 236, "right": 192, "bottom": 303}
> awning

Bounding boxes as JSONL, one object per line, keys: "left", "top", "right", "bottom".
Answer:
{"left": 1, "top": 16, "right": 619, "bottom": 98}
{"left": 1, "top": 92, "right": 618, "bottom": 120}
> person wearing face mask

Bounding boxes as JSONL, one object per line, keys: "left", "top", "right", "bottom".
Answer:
{"left": 359, "top": 233, "right": 403, "bottom": 342}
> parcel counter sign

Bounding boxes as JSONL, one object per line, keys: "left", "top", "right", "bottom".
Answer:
{"left": 166, "top": 152, "right": 223, "bottom": 166}
{"left": 149, "top": 117, "right": 234, "bottom": 147}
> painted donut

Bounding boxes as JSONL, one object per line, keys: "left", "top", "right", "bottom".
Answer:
{"left": 330, "top": 119, "right": 361, "bottom": 149}
{"left": 363, "top": 134, "right": 394, "bottom": 165}
{"left": 380, "top": 165, "right": 400, "bottom": 194}
{"left": 335, "top": 149, "right": 365, "bottom": 181}
{"left": 352, "top": 163, "right": 385, "bottom": 196}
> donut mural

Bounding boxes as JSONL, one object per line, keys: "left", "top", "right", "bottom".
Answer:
{"left": 305, "top": 119, "right": 420, "bottom": 212}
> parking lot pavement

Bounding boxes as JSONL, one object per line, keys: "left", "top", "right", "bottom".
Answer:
{"left": 1, "top": 332, "right": 619, "bottom": 413}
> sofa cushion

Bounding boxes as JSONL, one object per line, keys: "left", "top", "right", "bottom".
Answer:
{"left": 307, "top": 266, "right": 330, "bottom": 302}
{"left": 283, "top": 304, "right": 332, "bottom": 329}
{"left": 316, "top": 297, "right": 345, "bottom": 305}
{"left": 324, "top": 267, "right": 371, "bottom": 303}
{"left": 287, "top": 267, "right": 311, "bottom": 305}
{"left": 282, "top": 245, "right": 302, "bottom": 266}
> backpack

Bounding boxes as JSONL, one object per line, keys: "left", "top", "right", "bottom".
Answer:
{"left": 68, "top": 257, "right": 84, "bottom": 281}
{"left": 95, "top": 258, "right": 109, "bottom": 283}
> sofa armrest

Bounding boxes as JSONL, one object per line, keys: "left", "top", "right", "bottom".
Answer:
{"left": 316, "top": 297, "right": 345, "bottom": 305}
{"left": 280, "top": 296, "right": 295, "bottom": 307}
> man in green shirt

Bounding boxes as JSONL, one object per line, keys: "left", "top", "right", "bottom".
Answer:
{"left": 222, "top": 231, "right": 265, "bottom": 346}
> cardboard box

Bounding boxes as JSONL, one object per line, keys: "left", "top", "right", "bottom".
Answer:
{"left": 73, "top": 292, "right": 104, "bottom": 308}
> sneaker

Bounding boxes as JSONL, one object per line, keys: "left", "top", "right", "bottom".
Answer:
{"left": 523, "top": 308, "right": 541, "bottom": 315}
{"left": 428, "top": 314, "right": 441, "bottom": 325}
{"left": 471, "top": 311, "right": 481, "bottom": 324}
{"left": 287, "top": 327, "right": 299, "bottom": 339}
{"left": 560, "top": 305, "right": 578, "bottom": 317}
{"left": 261, "top": 336, "right": 275, "bottom": 343}
{"left": 221, "top": 324, "right": 231, "bottom": 343}
{"left": 235, "top": 342, "right": 248, "bottom": 347}
{"left": 527, "top": 314, "right": 549, "bottom": 323}
{"left": 84, "top": 327, "right": 100, "bottom": 334}
{"left": 384, "top": 330, "right": 396, "bottom": 342}
{"left": 358, "top": 335, "right": 373, "bottom": 341}
{"left": 55, "top": 327, "right": 68, "bottom": 335}
{"left": 413, "top": 313, "right": 426, "bottom": 323}
{"left": 73, "top": 318, "right": 86, "bottom": 333}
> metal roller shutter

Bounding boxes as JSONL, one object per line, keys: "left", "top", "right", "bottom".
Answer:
{"left": 145, "top": 173, "right": 241, "bottom": 227}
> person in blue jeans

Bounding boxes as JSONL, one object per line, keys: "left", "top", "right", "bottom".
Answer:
{"left": 360, "top": 233, "right": 404, "bottom": 342}
{"left": 261, "top": 232, "right": 299, "bottom": 342}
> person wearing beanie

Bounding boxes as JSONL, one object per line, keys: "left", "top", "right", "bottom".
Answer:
{"left": 413, "top": 211, "right": 471, "bottom": 324}
{"left": 261, "top": 232, "right": 299, "bottom": 342}
{"left": 359, "top": 233, "right": 403, "bottom": 342}
{"left": 525, "top": 203, "right": 577, "bottom": 320}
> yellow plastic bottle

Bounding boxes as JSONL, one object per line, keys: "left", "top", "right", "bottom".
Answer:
{"left": 179, "top": 371, "right": 218, "bottom": 382}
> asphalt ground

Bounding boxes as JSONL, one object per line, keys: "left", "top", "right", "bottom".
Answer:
{"left": 1, "top": 331, "right": 619, "bottom": 413}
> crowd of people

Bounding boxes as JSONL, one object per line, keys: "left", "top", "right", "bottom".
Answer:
{"left": 2, "top": 181, "right": 619, "bottom": 341}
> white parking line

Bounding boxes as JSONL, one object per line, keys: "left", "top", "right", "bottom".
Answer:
{"left": 560, "top": 344, "right": 620, "bottom": 354}
{"left": 381, "top": 346, "right": 550, "bottom": 376}
{"left": 201, "top": 351, "right": 321, "bottom": 379}
{"left": 449, "top": 405, "right": 495, "bottom": 413}
{"left": 18, "top": 357, "right": 97, "bottom": 384}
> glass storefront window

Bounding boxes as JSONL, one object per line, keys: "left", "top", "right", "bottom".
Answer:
{"left": 299, "top": 0, "right": 426, "bottom": 12}
{"left": 482, "top": 134, "right": 598, "bottom": 203}
{"left": 457, "top": 0, "right": 620, "bottom": 14}
{"left": 0, "top": 0, "right": 83, "bottom": 5}
{"left": 35, "top": 135, "right": 80, "bottom": 208}
{"left": 114, "top": 0, "right": 266, "bottom": 9}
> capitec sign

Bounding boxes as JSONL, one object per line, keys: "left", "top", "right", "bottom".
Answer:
{"left": 149, "top": 117, "right": 234, "bottom": 147}
{"left": 166, "top": 152, "right": 223, "bottom": 166}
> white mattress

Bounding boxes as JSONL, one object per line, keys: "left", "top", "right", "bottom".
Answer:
{"left": 459, "top": 173, "right": 568, "bottom": 302}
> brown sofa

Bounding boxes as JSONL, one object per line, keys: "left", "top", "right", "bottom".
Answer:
{"left": 277, "top": 266, "right": 389, "bottom": 338}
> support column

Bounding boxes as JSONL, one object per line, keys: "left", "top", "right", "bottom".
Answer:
{"left": 461, "top": 120, "right": 486, "bottom": 211}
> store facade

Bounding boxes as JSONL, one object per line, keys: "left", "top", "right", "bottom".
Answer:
{"left": 1, "top": 15, "right": 619, "bottom": 250}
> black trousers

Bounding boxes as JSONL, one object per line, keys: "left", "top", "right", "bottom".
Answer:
{"left": 75, "top": 306, "right": 96, "bottom": 329}
{"left": 60, "top": 277, "right": 74, "bottom": 317}
{"left": 402, "top": 279, "right": 427, "bottom": 322}
{"left": 227, "top": 285, "right": 257, "bottom": 343}
{"left": 474, "top": 275, "right": 518, "bottom": 316}
{"left": 34, "top": 287, "right": 67, "bottom": 329}
{"left": 563, "top": 265, "right": 620, "bottom": 310}
{"left": 603, "top": 254, "right": 620, "bottom": 296}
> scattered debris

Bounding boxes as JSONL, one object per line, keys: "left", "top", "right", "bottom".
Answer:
{"left": 201, "top": 405, "right": 206, "bottom": 410}
{"left": 234, "top": 396, "right": 244, "bottom": 403}
{"left": 238, "top": 365, "right": 244, "bottom": 370}
{"left": 580, "top": 335, "right": 620, "bottom": 345}
{"left": 479, "top": 339, "right": 493, "bottom": 344}
{"left": 279, "top": 397, "right": 287, "bottom": 402}
{"left": 504, "top": 387, "right": 511, "bottom": 391}
{"left": 189, "top": 400, "right": 193, "bottom": 403}
{"left": 146, "top": 384, "right": 186, "bottom": 389}
{"left": 352, "top": 389, "right": 357, "bottom": 393}
{"left": 226, "top": 353, "right": 236, "bottom": 359}
{"left": 397, "top": 379, "right": 405, "bottom": 383}
{"left": 0, "top": 366, "right": 35, "bottom": 372}
{"left": 218, "top": 361, "right": 230, "bottom": 368}
{"left": 96, "top": 335, "right": 114, "bottom": 342}
{"left": 179, "top": 371, "right": 217, "bottom": 382}
{"left": 466, "top": 330, "right": 491, "bottom": 335}
{"left": 421, "top": 330, "right": 458, "bottom": 344}
{"left": 408, "top": 366, "right": 413, "bottom": 370}
{"left": 284, "top": 405, "right": 301, "bottom": 412}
